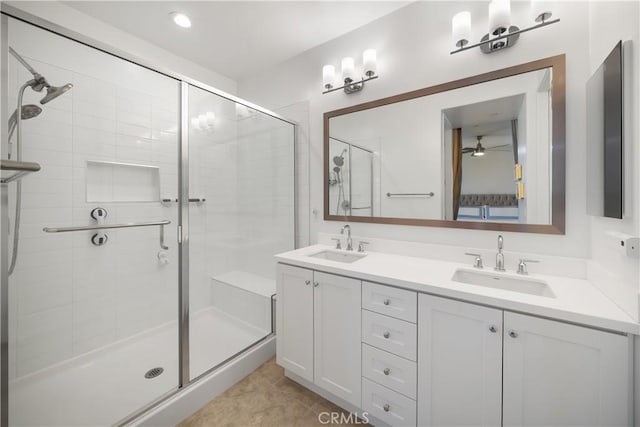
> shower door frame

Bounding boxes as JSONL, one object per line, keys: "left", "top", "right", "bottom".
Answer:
{"left": 0, "top": 5, "right": 298, "bottom": 426}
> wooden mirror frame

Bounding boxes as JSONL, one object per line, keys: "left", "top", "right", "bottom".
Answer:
{"left": 323, "top": 54, "right": 565, "bottom": 234}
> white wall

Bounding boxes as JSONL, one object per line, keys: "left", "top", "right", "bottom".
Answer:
{"left": 239, "top": 1, "right": 592, "bottom": 257}
{"left": 3, "top": 1, "right": 237, "bottom": 94}
{"left": 587, "top": 1, "right": 640, "bottom": 320}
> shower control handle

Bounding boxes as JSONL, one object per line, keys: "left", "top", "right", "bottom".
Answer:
{"left": 90, "top": 207, "right": 108, "bottom": 246}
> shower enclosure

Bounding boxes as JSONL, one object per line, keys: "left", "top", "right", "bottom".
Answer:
{"left": 328, "top": 137, "right": 373, "bottom": 217}
{"left": 1, "top": 11, "right": 295, "bottom": 427}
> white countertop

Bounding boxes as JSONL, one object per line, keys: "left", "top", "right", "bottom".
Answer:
{"left": 276, "top": 244, "right": 639, "bottom": 335}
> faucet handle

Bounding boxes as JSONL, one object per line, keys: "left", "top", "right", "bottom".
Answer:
{"left": 331, "top": 238, "right": 342, "bottom": 250}
{"left": 357, "top": 241, "right": 370, "bottom": 253}
{"left": 465, "top": 252, "right": 484, "bottom": 269}
{"left": 517, "top": 259, "right": 539, "bottom": 275}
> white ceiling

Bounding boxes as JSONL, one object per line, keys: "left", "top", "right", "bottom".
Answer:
{"left": 65, "top": 1, "right": 411, "bottom": 81}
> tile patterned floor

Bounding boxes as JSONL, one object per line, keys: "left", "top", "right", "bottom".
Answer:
{"left": 178, "top": 357, "right": 369, "bottom": 427}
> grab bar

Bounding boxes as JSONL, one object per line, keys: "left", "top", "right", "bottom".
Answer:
{"left": 386, "top": 192, "right": 434, "bottom": 198}
{"left": 43, "top": 220, "right": 170, "bottom": 233}
{"left": 0, "top": 159, "right": 41, "bottom": 183}
{"left": 161, "top": 198, "right": 206, "bottom": 203}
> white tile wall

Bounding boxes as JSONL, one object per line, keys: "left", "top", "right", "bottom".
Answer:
{"left": 8, "top": 21, "right": 180, "bottom": 378}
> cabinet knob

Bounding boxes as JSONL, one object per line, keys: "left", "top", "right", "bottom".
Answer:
{"left": 383, "top": 331, "right": 390, "bottom": 339}
{"left": 383, "top": 367, "right": 390, "bottom": 376}
{"left": 489, "top": 325, "right": 497, "bottom": 333}
{"left": 383, "top": 298, "right": 390, "bottom": 306}
{"left": 383, "top": 403, "right": 390, "bottom": 412}
{"left": 509, "top": 330, "right": 518, "bottom": 338}
{"left": 305, "top": 280, "right": 311, "bottom": 286}
{"left": 313, "top": 281, "right": 319, "bottom": 287}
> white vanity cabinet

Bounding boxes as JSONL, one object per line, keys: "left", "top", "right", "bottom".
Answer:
{"left": 276, "top": 264, "right": 362, "bottom": 407}
{"left": 502, "top": 312, "right": 631, "bottom": 426}
{"left": 417, "top": 294, "right": 503, "bottom": 426}
{"left": 418, "top": 294, "right": 632, "bottom": 427}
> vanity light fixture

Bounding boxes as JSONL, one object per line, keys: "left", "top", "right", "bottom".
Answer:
{"left": 450, "top": 0, "right": 559, "bottom": 54}
{"left": 170, "top": 12, "right": 192, "bottom": 28}
{"left": 322, "top": 49, "right": 378, "bottom": 94}
{"left": 191, "top": 111, "right": 215, "bottom": 132}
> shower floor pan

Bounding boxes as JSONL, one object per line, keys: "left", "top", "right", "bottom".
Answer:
{"left": 9, "top": 307, "right": 270, "bottom": 426}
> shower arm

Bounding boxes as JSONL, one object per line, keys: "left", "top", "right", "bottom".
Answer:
{"left": 9, "top": 47, "right": 42, "bottom": 80}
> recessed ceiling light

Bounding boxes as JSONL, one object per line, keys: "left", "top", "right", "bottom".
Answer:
{"left": 170, "top": 12, "right": 191, "bottom": 28}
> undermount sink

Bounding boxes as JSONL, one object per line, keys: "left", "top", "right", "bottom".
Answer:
{"left": 309, "top": 250, "right": 367, "bottom": 263}
{"left": 451, "top": 269, "right": 555, "bottom": 298}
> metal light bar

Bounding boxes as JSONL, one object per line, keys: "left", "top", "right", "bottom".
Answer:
{"left": 43, "top": 220, "right": 170, "bottom": 233}
{"left": 450, "top": 18, "right": 560, "bottom": 55}
{"left": 322, "top": 75, "right": 379, "bottom": 94}
{"left": 0, "top": 159, "right": 41, "bottom": 183}
{"left": 386, "top": 192, "right": 435, "bottom": 197}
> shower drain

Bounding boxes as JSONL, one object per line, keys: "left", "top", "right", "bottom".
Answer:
{"left": 144, "top": 367, "right": 164, "bottom": 379}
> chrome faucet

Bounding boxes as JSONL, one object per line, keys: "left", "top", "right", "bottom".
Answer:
{"left": 341, "top": 225, "right": 353, "bottom": 251}
{"left": 495, "top": 235, "right": 505, "bottom": 272}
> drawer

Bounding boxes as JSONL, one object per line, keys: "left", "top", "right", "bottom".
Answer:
{"left": 362, "top": 310, "right": 417, "bottom": 361}
{"left": 362, "top": 281, "right": 417, "bottom": 323}
{"left": 362, "top": 343, "right": 417, "bottom": 399}
{"left": 362, "top": 377, "right": 416, "bottom": 427}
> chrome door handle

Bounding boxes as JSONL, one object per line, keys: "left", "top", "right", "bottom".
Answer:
{"left": 509, "top": 330, "right": 518, "bottom": 338}
{"left": 383, "top": 298, "right": 390, "bottom": 306}
{"left": 383, "top": 403, "right": 390, "bottom": 412}
{"left": 313, "top": 282, "right": 319, "bottom": 287}
{"left": 383, "top": 331, "right": 390, "bottom": 339}
{"left": 305, "top": 280, "right": 311, "bottom": 286}
{"left": 383, "top": 367, "right": 390, "bottom": 376}
{"left": 489, "top": 325, "right": 497, "bottom": 333}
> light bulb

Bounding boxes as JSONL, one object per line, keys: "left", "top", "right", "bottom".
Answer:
{"left": 363, "top": 49, "right": 377, "bottom": 77}
{"left": 489, "top": 0, "right": 511, "bottom": 36}
{"left": 341, "top": 57, "right": 355, "bottom": 82}
{"left": 452, "top": 11, "right": 472, "bottom": 48}
{"left": 205, "top": 111, "right": 216, "bottom": 128}
{"left": 170, "top": 12, "right": 191, "bottom": 28}
{"left": 531, "top": 0, "right": 552, "bottom": 22}
{"left": 322, "top": 65, "right": 335, "bottom": 89}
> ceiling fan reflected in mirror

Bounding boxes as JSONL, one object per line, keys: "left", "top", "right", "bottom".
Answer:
{"left": 462, "top": 135, "right": 510, "bottom": 157}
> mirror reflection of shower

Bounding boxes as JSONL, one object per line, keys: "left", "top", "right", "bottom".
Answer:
{"left": 6, "top": 47, "right": 73, "bottom": 275}
{"left": 328, "top": 138, "right": 374, "bottom": 217}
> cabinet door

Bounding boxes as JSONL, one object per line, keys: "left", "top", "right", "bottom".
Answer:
{"left": 314, "top": 271, "right": 361, "bottom": 407}
{"left": 503, "top": 312, "right": 632, "bottom": 427}
{"left": 276, "top": 264, "right": 314, "bottom": 382}
{"left": 418, "top": 294, "right": 502, "bottom": 427}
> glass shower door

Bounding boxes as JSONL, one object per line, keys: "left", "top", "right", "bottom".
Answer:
{"left": 187, "top": 85, "right": 295, "bottom": 380}
{"left": 6, "top": 17, "right": 181, "bottom": 426}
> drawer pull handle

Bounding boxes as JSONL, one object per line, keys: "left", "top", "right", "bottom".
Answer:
{"left": 383, "top": 331, "right": 390, "bottom": 339}
{"left": 383, "top": 298, "right": 390, "bottom": 306}
{"left": 383, "top": 403, "right": 390, "bottom": 412}
{"left": 489, "top": 325, "right": 497, "bottom": 333}
{"left": 383, "top": 367, "right": 390, "bottom": 376}
{"left": 313, "top": 282, "right": 319, "bottom": 287}
{"left": 305, "top": 280, "right": 311, "bottom": 286}
{"left": 509, "top": 330, "right": 518, "bottom": 338}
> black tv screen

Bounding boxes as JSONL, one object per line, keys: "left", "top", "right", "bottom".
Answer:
{"left": 603, "top": 41, "right": 623, "bottom": 218}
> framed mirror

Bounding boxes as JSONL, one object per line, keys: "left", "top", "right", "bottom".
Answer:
{"left": 324, "top": 54, "right": 565, "bottom": 234}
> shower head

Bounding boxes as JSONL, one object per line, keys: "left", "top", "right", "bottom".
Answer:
{"left": 9, "top": 47, "right": 73, "bottom": 103}
{"left": 333, "top": 148, "right": 348, "bottom": 167}
{"left": 8, "top": 105, "right": 43, "bottom": 140}
{"left": 40, "top": 83, "right": 73, "bottom": 104}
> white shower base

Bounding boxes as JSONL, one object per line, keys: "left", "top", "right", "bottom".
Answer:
{"left": 9, "top": 307, "right": 270, "bottom": 426}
